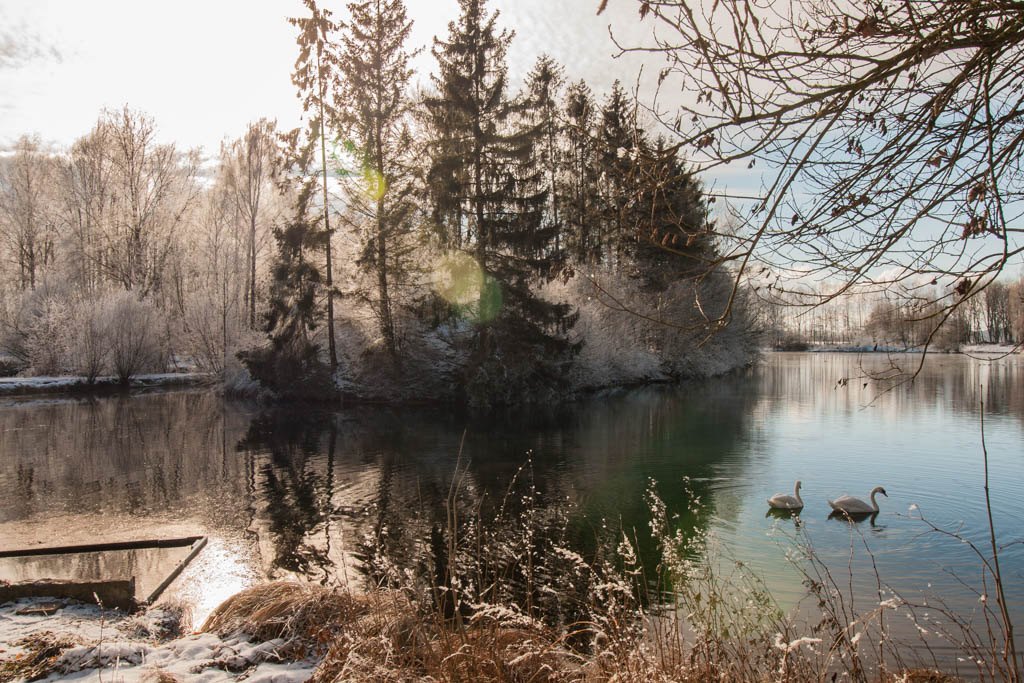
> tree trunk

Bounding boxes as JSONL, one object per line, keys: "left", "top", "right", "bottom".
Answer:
{"left": 317, "top": 56, "right": 338, "bottom": 374}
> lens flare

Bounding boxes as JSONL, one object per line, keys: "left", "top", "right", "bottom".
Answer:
{"left": 432, "top": 251, "right": 502, "bottom": 323}
{"left": 361, "top": 166, "right": 387, "bottom": 201}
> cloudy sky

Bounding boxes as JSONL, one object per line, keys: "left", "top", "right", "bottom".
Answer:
{"left": 0, "top": 0, "right": 663, "bottom": 154}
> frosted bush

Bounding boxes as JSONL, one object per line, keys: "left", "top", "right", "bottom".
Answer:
{"left": 103, "top": 290, "right": 162, "bottom": 382}
{"left": 177, "top": 288, "right": 261, "bottom": 375}
{"left": 0, "top": 282, "right": 77, "bottom": 375}
{"left": 25, "top": 295, "right": 72, "bottom": 375}
{"left": 541, "top": 263, "right": 757, "bottom": 392}
{"left": 66, "top": 294, "right": 110, "bottom": 381}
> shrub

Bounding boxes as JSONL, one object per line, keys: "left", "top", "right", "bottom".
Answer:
{"left": 103, "top": 291, "right": 162, "bottom": 383}
{"left": 66, "top": 295, "right": 110, "bottom": 382}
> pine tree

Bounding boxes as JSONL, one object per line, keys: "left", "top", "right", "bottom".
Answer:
{"left": 562, "top": 79, "right": 600, "bottom": 264}
{"left": 288, "top": 0, "right": 340, "bottom": 373}
{"left": 522, "top": 55, "right": 565, "bottom": 256}
{"left": 424, "top": 0, "right": 577, "bottom": 407}
{"left": 239, "top": 219, "right": 334, "bottom": 399}
{"left": 595, "top": 81, "right": 645, "bottom": 265}
{"left": 337, "top": 0, "right": 417, "bottom": 357}
{"left": 630, "top": 136, "right": 715, "bottom": 291}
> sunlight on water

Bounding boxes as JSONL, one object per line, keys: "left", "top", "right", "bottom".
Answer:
{"left": 0, "top": 353, "right": 1020, "bottom": 648}
{"left": 166, "top": 538, "right": 259, "bottom": 628}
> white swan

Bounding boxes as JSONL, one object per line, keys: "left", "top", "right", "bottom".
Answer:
{"left": 828, "top": 486, "right": 887, "bottom": 515}
{"left": 768, "top": 480, "right": 804, "bottom": 510}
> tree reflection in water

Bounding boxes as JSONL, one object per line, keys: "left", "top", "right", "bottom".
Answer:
{"left": 238, "top": 410, "right": 335, "bottom": 583}
{"left": 233, "top": 375, "right": 760, "bottom": 631}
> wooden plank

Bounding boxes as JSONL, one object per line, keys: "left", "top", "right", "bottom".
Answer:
{"left": 0, "top": 536, "right": 204, "bottom": 558}
{"left": 143, "top": 536, "right": 208, "bottom": 605}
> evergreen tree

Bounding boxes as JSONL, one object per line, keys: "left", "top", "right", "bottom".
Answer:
{"left": 288, "top": 0, "right": 340, "bottom": 373}
{"left": 337, "top": 0, "right": 417, "bottom": 357}
{"left": 562, "top": 80, "right": 600, "bottom": 264}
{"left": 595, "top": 81, "right": 645, "bottom": 265}
{"left": 424, "top": 0, "right": 577, "bottom": 407}
{"left": 629, "top": 136, "right": 715, "bottom": 291}
{"left": 239, "top": 219, "right": 334, "bottom": 399}
{"left": 522, "top": 55, "right": 565, "bottom": 256}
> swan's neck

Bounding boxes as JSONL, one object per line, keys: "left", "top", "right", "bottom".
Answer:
{"left": 794, "top": 485, "right": 803, "bottom": 505}
{"left": 869, "top": 491, "right": 879, "bottom": 511}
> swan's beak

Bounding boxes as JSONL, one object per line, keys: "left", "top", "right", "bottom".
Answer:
{"left": 880, "top": 489, "right": 888, "bottom": 497}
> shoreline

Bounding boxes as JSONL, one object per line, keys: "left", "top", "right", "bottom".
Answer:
{"left": 0, "top": 373, "right": 216, "bottom": 398}
{"left": 768, "top": 343, "right": 1021, "bottom": 354}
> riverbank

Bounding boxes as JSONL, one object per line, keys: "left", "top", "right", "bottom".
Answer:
{"left": 0, "top": 373, "right": 215, "bottom": 398}
{"left": 768, "top": 342, "right": 1020, "bottom": 354}
{"left": 0, "top": 581, "right": 971, "bottom": 682}
{"left": 0, "top": 595, "right": 316, "bottom": 682}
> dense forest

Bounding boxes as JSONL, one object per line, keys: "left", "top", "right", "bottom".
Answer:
{"left": 0, "top": 0, "right": 754, "bottom": 407}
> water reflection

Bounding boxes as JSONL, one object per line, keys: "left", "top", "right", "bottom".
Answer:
{"left": 0, "top": 354, "right": 1021, "bottom": 648}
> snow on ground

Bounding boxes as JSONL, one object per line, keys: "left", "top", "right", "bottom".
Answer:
{"left": 0, "top": 373, "right": 213, "bottom": 396}
{"left": 0, "top": 598, "right": 317, "bottom": 682}
{"left": 959, "top": 343, "right": 1021, "bottom": 354}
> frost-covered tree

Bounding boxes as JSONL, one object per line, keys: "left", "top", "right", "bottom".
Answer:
{"left": 220, "top": 119, "right": 284, "bottom": 330}
{"left": 0, "top": 136, "right": 59, "bottom": 290}
{"left": 97, "top": 107, "right": 199, "bottom": 295}
{"left": 288, "top": 0, "right": 341, "bottom": 372}
{"left": 337, "top": 0, "right": 417, "bottom": 356}
{"left": 61, "top": 127, "right": 114, "bottom": 292}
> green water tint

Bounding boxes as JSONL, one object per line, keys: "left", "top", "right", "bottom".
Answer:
{"left": 0, "top": 353, "right": 1022, "bottom": 648}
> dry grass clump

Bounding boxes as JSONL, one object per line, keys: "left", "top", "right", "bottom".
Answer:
{"left": 123, "top": 598, "right": 193, "bottom": 641}
{"left": 310, "top": 591, "right": 584, "bottom": 682}
{"left": 200, "top": 581, "right": 371, "bottom": 655}
{"left": 138, "top": 670, "right": 183, "bottom": 683}
{"left": 0, "top": 632, "right": 76, "bottom": 682}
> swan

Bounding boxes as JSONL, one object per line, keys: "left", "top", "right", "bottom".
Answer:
{"left": 767, "top": 480, "right": 803, "bottom": 510}
{"left": 828, "top": 486, "right": 887, "bottom": 515}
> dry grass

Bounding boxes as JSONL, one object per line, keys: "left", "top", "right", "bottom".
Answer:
{"left": 882, "top": 670, "right": 962, "bottom": 683}
{"left": 197, "top": 581, "right": 585, "bottom": 681}
{"left": 200, "top": 581, "right": 371, "bottom": 655}
{"left": 312, "top": 589, "right": 582, "bottom": 682}
{"left": 191, "top": 577, "right": 982, "bottom": 683}
{"left": 0, "top": 632, "right": 76, "bottom": 682}
{"left": 138, "top": 670, "right": 183, "bottom": 683}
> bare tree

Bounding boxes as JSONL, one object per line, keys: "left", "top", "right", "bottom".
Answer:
{"left": 77, "top": 107, "right": 200, "bottom": 295}
{"left": 0, "top": 135, "right": 58, "bottom": 289}
{"left": 606, "top": 1, "right": 1024, "bottom": 351}
{"left": 61, "top": 126, "right": 114, "bottom": 292}
{"left": 221, "top": 119, "right": 284, "bottom": 330}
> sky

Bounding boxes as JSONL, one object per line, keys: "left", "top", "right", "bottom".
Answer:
{"left": 0, "top": 0, "right": 663, "bottom": 155}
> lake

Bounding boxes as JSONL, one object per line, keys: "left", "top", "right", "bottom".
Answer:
{"left": 0, "top": 351, "right": 1021, "bottom": 656}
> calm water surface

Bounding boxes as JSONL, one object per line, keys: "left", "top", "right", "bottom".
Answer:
{"left": 0, "top": 352, "right": 1021, "bottom": 640}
